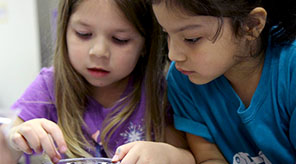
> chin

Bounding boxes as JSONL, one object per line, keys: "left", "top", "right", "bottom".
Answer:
{"left": 189, "top": 77, "right": 211, "bottom": 85}
{"left": 87, "top": 79, "right": 108, "bottom": 87}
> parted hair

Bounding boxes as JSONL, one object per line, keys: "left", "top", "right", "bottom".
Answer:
{"left": 54, "top": 0, "right": 167, "bottom": 157}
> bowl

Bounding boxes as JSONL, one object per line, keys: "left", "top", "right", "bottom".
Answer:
{"left": 56, "top": 157, "right": 120, "bottom": 164}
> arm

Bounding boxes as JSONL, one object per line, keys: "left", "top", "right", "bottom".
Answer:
{"left": 164, "top": 125, "right": 196, "bottom": 163}
{"left": 112, "top": 125, "right": 195, "bottom": 164}
{"left": 187, "top": 133, "right": 227, "bottom": 164}
{"left": 1, "top": 117, "right": 25, "bottom": 163}
{"left": 0, "top": 124, "right": 19, "bottom": 164}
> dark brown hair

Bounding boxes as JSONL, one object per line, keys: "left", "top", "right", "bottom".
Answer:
{"left": 150, "top": 0, "right": 296, "bottom": 56}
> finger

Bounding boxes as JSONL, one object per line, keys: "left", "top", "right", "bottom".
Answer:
{"left": 47, "top": 134, "right": 62, "bottom": 163}
{"left": 119, "top": 145, "right": 141, "bottom": 164}
{"left": 112, "top": 141, "right": 139, "bottom": 162}
{"left": 35, "top": 120, "right": 64, "bottom": 162}
{"left": 10, "top": 132, "right": 33, "bottom": 154}
{"left": 19, "top": 126, "right": 42, "bottom": 154}
{"left": 37, "top": 134, "right": 60, "bottom": 163}
{"left": 40, "top": 119, "right": 67, "bottom": 154}
{"left": 37, "top": 133, "right": 61, "bottom": 163}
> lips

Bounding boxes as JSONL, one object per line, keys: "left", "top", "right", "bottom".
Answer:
{"left": 175, "top": 66, "right": 194, "bottom": 75}
{"left": 87, "top": 68, "right": 110, "bottom": 77}
{"left": 88, "top": 68, "right": 108, "bottom": 72}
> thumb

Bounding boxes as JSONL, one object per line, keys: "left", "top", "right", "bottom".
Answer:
{"left": 111, "top": 141, "right": 138, "bottom": 162}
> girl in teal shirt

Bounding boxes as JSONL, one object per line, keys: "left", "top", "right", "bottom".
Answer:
{"left": 149, "top": 0, "right": 296, "bottom": 163}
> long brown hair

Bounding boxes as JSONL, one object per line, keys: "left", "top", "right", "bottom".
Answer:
{"left": 54, "top": 0, "right": 167, "bottom": 157}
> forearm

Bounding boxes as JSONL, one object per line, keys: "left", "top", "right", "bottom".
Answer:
{"left": 187, "top": 133, "right": 228, "bottom": 164}
{"left": 163, "top": 126, "right": 195, "bottom": 163}
{"left": 164, "top": 143, "right": 195, "bottom": 164}
{"left": 167, "top": 144, "right": 227, "bottom": 164}
{"left": 0, "top": 125, "right": 23, "bottom": 164}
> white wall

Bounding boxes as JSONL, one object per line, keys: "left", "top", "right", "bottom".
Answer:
{"left": 37, "top": 0, "right": 58, "bottom": 67}
{"left": 0, "top": 0, "right": 40, "bottom": 110}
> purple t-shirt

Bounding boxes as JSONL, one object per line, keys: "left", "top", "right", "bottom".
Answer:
{"left": 11, "top": 67, "right": 147, "bottom": 157}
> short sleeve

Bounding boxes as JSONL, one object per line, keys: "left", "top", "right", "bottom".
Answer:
{"left": 166, "top": 62, "right": 214, "bottom": 142}
{"left": 11, "top": 67, "right": 57, "bottom": 122}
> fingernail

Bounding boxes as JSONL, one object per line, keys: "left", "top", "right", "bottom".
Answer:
{"left": 111, "top": 155, "right": 119, "bottom": 162}
{"left": 26, "top": 149, "right": 33, "bottom": 154}
{"left": 60, "top": 146, "right": 67, "bottom": 153}
{"left": 35, "top": 149, "right": 40, "bottom": 154}
{"left": 53, "top": 157, "right": 60, "bottom": 163}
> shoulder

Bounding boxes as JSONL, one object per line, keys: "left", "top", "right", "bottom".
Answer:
{"left": 276, "top": 41, "right": 296, "bottom": 81}
{"left": 271, "top": 40, "right": 296, "bottom": 64}
{"left": 11, "top": 67, "right": 57, "bottom": 121}
{"left": 267, "top": 40, "right": 296, "bottom": 79}
{"left": 39, "top": 67, "right": 54, "bottom": 80}
{"left": 270, "top": 41, "right": 296, "bottom": 112}
{"left": 36, "top": 67, "right": 55, "bottom": 96}
{"left": 39, "top": 66, "right": 54, "bottom": 85}
{"left": 19, "top": 66, "right": 55, "bottom": 102}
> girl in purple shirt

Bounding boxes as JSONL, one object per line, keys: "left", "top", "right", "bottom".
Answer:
{"left": 3, "top": 0, "right": 194, "bottom": 163}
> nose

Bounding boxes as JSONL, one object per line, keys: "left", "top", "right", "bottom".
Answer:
{"left": 89, "top": 38, "right": 110, "bottom": 58}
{"left": 167, "top": 38, "right": 186, "bottom": 62}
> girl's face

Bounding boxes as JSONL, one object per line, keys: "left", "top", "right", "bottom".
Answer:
{"left": 153, "top": 3, "right": 247, "bottom": 84}
{"left": 67, "top": 0, "right": 144, "bottom": 88}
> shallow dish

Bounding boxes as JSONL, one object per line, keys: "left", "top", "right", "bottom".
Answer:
{"left": 56, "top": 157, "right": 119, "bottom": 164}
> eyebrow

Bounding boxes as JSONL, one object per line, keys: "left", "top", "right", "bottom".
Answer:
{"left": 71, "top": 19, "right": 135, "bottom": 33}
{"left": 172, "top": 24, "right": 202, "bottom": 33}
{"left": 72, "top": 20, "right": 91, "bottom": 27}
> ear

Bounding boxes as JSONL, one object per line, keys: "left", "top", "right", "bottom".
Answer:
{"left": 243, "top": 7, "right": 267, "bottom": 40}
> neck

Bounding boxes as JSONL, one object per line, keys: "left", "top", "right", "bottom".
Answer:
{"left": 224, "top": 55, "right": 264, "bottom": 107}
{"left": 91, "top": 77, "right": 130, "bottom": 108}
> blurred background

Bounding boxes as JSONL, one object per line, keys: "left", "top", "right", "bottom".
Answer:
{"left": 0, "top": 0, "right": 58, "bottom": 163}
{"left": 0, "top": 0, "right": 58, "bottom": 110}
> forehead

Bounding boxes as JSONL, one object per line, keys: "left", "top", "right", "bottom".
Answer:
{"left": 152, "top": 2, "right": 191, "bottom": 22}
{"left": 152, "top": 3, "right": 218, "bottom": 33}
{"left": 70, "top": 0, "right": 132, "bottom": 28}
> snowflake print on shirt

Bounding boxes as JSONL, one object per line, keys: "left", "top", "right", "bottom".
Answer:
{"left": 120, "top": 121, "right": 145, "bottom": 143}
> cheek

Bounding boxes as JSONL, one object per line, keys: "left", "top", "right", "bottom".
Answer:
{"left": 116, "top": 52, "right": 140, "bottom": 69}
{"left": 67, "top": 36, "right": 87, "bottom": 62}
{"left": 117, "top": 40, "right": 144, "bottom": 67}
{"left": 67, "top": 44, "right": 88, "bottom": 71}
{"left": 112, "top": 47, "right": 141, "bottom": 72}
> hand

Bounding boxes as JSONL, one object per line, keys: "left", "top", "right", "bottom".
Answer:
{"left": 7, "top": 118, "right": 67, "bottom": 163}
{"left": 112, "top": 141, "right": 175, "bottom": 164}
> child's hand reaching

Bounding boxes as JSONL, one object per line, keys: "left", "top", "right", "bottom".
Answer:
{"left": 111, "top": 141, "right": 194, "bottom": 164}
{"left": 112, "top": 141, "right": 172, "bottom": 164}
{"left": 6, "top": 118, "right": 67, "bottom": 163}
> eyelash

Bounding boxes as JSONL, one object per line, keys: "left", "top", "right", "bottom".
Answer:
{"left": 76, "top": 31, "right": 92, "bottom": 39}
{"left": 112, "top": 37, "right": 129, "bottom": 45}
{"left": 184, "top": 37, "right": 201, "bottom": 44}
{"left": 163, "top": 31, "right": 201, "bottom": 45}
{"left": 75, "top": 31, "right": 130, "bottom": 45}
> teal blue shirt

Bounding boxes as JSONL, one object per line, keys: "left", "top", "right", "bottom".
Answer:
{"left": 167, "top": 40, "right": 296, "bottom": 163}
